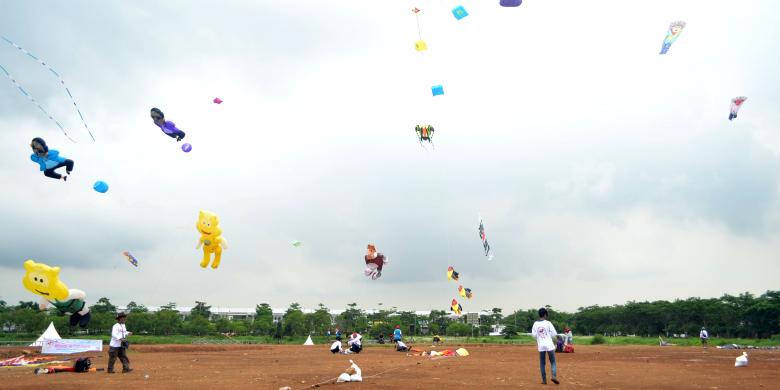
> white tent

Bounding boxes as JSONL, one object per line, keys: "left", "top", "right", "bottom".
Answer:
{"left": 30, "top": 322, "right": 62, "bottom": 347}
{"left": 303, "top": 335, "right": 314, "bottom": 346}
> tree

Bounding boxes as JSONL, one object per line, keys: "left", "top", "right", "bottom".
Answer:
{"left": 308, "top": 304, "right": 332, "bottom": 335}
{"left": 283, "top": 303, "right": 306, "bottom": 336}
{"left": 337, "top": 303, "right": 366, "bottom": 333}
{"left": 445, "top": 322, "right": 471, "bottom": 336}
{"left": 160, "top": 302, "right": 177, "bottom": 311}
{"left": 90, "top": 297, "right": 117, "bottom": 314}
{"left": 154, "top": 307, "right": 182, "bottom": 335}
{"left": 17, "top": 301, "right": 38, "bottom": 310}
{"left": 126, "top": 301, "right": 148, "bottom": 313}
{"left": 184, "top": 314, "right": 213, "bottom": 336}
{"left": 501, "top": 324, "right": 518, "bottom": 339}
{"left": 253, "top": 303, "right": 274, "bottom": 335}
{"left": 192, "top": 301, "right": 212, "bottom": 319}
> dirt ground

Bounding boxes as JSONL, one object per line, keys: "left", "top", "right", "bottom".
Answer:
{"left": 1, "top": 343, "right": 778, "bottom": 389}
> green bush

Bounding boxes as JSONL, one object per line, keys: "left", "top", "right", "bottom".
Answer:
{"left": 591, "top": 334, "right": 605, "bottom": 345}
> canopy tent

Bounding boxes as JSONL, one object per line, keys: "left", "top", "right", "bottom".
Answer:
{"left": 30, "top": 322, "right": 61, "bottom": 347}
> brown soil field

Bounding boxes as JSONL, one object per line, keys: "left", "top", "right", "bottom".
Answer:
{"left": 1, "top": 344, "right": 778, "bottom": 389}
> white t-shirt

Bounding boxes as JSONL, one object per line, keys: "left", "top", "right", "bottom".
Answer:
{"left": 110, "top": 323, "right": 129, "bottom": 348}
{"left": 396, "top": 341, "right": 408, "bottom": 350}
{"left": 700, "top": 330, "right": 708, "bottom": 339}
{"left": 531, "top": 320, "right": 557, "bottom": 352}
{"left": 330, "top": 340, "right": 342, "bottom": 352}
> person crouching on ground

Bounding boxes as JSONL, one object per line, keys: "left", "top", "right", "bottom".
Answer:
{"left": 346, "top": 332, "right": 362, "bottom": 354}
{"left": 330, "top": 335, "right": 344, "bottom": 354}
{"left": 108, "top": 312, "right": 132, "bottom": 373}
{"left": 532, "top": 307, "right": 559, "bottom": 385}
{"left": 395, "top": 339, "right": 409, "bottom": 352}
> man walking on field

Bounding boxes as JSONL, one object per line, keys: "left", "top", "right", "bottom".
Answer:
{"left": 531, "top": 308, "right": 559, "bottom": 385}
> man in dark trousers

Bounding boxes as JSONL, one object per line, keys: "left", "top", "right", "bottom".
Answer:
{"left": 107, "top": 312, "right": 132, "bottom": 373}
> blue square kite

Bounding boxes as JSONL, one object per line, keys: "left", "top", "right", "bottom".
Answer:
{"left": 432, "top": 85, "right": 444, "bottom": 96}
{"left": 452, "top": 5, "right": 468, "bottom": 20}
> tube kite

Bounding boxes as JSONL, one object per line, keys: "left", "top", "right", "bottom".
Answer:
{"left": 479, "top": 217, "right": 493, "bottom": 260}
{"left": 1, "top": 36, "right": 94, "bottom": 141}
{"left": 729, "top": 96, "right": 747, "bottom": 121}
{"left": 659, "top": 21, "right": 686, "bottom": 55}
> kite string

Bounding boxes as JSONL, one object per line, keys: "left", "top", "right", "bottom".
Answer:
{"left": 1, "top": 36, "right": 95, "bottom": 141}
{"left": 294, "top": 354, "right": 459, "bottom": 390}
{"left": 415, "top": 13, "right": 422, "bottom": 41}
{"left": 0, "top": 63, "right": 76, "bottom": 143}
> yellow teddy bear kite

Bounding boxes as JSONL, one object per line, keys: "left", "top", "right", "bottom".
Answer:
{"left": 196, "top": 210, "right": 227, "bottom": 269}
{"left": 22, "top": 259, "right": 69, "bottom": 300}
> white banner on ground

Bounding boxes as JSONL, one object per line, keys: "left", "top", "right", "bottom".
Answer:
{"left": 42, "top": 339, "right": 102, "bottom": 354}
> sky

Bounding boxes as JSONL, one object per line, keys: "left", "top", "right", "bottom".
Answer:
{"left": 1, "top": 0, "right": 779, "bottom": 314}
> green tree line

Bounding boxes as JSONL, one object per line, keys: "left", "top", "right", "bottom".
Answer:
{"left": 1, "top": 291, "right": 777, "bottom": 339}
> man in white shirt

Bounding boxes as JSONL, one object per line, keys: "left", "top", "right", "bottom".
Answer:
{"left": 699, "top": 327, "right": 709, "bottom": 347}
{"left": 347, "top": 332, "right": 362, "bottom": 354}
{"left": 531, "top": 308, "right": 559, "bottom": 385}
{"left": 107, "top": 312, "right": 132, "bottom": 373}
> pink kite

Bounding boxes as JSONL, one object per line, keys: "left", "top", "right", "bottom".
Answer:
{"left": 213, "top": 98, "right": 223, "bottom": 104}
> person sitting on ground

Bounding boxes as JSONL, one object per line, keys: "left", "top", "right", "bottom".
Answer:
{"left": 346, "top": 332, "right": 362, "bottom": 354}
{"left": 378, "top": 334, "right": 385, "bottom": 344}
{"left": 30, "top": 137, "right": 74, "bottom": 181}
{"left": 659, "top": 336, "right": 675, "bottom": 346}
{"left": 330, "top": 336, "right": 344, "bottom": 354}
{"left": 432, "top": 335, "right": 442, "bottom": 345}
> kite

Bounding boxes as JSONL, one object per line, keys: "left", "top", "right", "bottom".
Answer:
{"left": 197, "top": 210, "right": 228, "bottom": 269}
{"left": 213, "top": 97, "right": 223, "bottom": 104}
{"left": 478, "top": 217, "right": 493, "bottom": 260}
{"left": 500, "top": 0, "right": 522, "bottom": 6}
{"left": 450, "top": 299, "right": 462, "bottom": 315}
{"left": 452, "top": 5, "right": 469, "bottom": 20}
{"left": 93, "top": 180, "right": 108, "bottom": 193}
{"left": 659, "top": 21, "right": 686, "bottom": 55}
{"left": 458, "top": 285, "right": 473, "bottom": 299}
{"left": 364, "top": 244, "right": 389, "bottom": 280}
{"left": 22, "top": 260, "right": 91, "bottom": 328}
{"left": 1, "top": 36, "right": 94, "bottom": 142}
{"left": 151, "top": 108, "right": 186, "bottom": 141}
{"left": 415, "top": 125, "right": 435, "bottom": 149}
{"left": 413, "top": 7, "right": 427, "bottom": 51}
{"left": 122, "top": 251, "right": 139, "bottom": 267}
{"left": 291, "top": 240, "right": 302, "bottom": 247}
{"left": 447, "top": 266, "right": 459, "bottom": 281}
{"left": 182, "top": 143, "right": 192, "bottom": 153}
{"left": 432, "top": 85, "right": 444, "bottom": 96}
{"left": 30, "top": 137, "right": 74, "bottom": 181}
{"left": 729, "top": 96, "right": 748, "bottom": 120}
{"left": 0, "top": 355, "right": 68, "bottom": 368}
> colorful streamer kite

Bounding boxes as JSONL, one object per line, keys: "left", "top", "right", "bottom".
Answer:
{"left": 1, "top": 36, "right": 95, "bottom": 141}
{"left": 479, "top": 217, "right": 493, "bottom": 260}
{"left": 122, "top": 251, "right": 139, "bottom": 267}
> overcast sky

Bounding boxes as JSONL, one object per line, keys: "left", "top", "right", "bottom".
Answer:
{"left": 1, "top": 0, "right": 779, "bottom": 314}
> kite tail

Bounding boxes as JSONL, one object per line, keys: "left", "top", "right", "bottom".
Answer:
{"left": 0, "top": 63, "right": 76, "bottom": 142}
{"left": 2, "top": 36, "right": 94, "bottom": 141}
